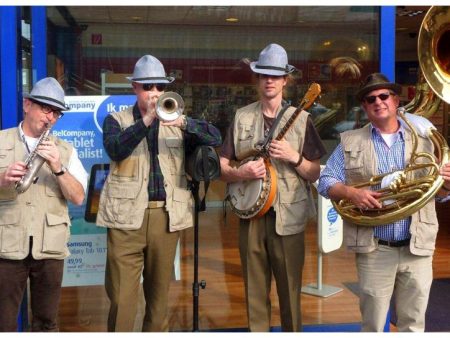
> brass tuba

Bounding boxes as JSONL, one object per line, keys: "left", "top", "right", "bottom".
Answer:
{"left": 332, "top": 6, "right": 450, "bottom": 226}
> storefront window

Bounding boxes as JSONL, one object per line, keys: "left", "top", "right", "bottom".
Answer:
{"left": 44, "top": 6, "right": 380, "bottom": 332}
{"left": 47, "top": 6, "right": 380, "bottom": 141}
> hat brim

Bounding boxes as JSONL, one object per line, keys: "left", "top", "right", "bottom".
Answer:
{"left": 250, "top": 62, "right": 295, "bottom": 76}
{"left": 126, "top": 76, "right": 175, "bottom": 84}
{"left": 356, "top": 83, "right": 402, "bottom": 101}
{"left": 23, "top": 93, "right": 69, "bottom": 111}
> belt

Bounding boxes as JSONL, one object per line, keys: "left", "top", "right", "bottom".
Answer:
{"left": 148, "top": 201, "right": 166, "bottom": 209}
{"left": 377, "top": 239, "right": 410, "bottom": 247}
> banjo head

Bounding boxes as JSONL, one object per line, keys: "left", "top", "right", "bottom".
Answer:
{"left": 228, "top": 178, "right": 264, "bottom": 211}
{"left": 227, "top": 175, "right": 272, "bottom": 219}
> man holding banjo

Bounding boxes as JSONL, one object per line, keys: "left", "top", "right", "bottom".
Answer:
{"left": 219, "top": 43, "right": 326, "bottom": 332}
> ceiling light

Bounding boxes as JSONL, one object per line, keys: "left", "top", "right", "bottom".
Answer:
{"left": 226, "top": 17, "right": 238, "bottom": 23}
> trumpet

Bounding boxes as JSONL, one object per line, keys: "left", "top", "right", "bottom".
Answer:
{"left": 156, "top": 91, "right": 184, "bottom": 122}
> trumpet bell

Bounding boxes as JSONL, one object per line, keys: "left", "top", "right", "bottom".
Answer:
{"left": 418, "top": 6, "right": 450, "bottom": 104}
{"left": 156, "top": 91, "right": 184, "bottom": 122}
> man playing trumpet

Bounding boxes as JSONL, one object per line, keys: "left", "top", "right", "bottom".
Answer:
{"left": 96, "top": 54, "right": 221, "bottom": 332}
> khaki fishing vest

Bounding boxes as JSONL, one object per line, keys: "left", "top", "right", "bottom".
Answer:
{"left": 0, "top": 127, "right": 72, "bottom": 260}
{"left": 233, "top": 101, "right": 316, "bottom": 235}
{"left": 96, "top": 106, "right": 194, "bottom": 231}
{"left": 341, "top": 124, "right": 438, "bottom": 256}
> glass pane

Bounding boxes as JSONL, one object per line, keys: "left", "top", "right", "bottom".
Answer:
{"left": 44, "top": 6, "right": 380, "bottom": 332}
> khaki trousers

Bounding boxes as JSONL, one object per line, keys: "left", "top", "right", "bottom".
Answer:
{"left": 105, "top": 207, "right": 179, "bottom": 332}
{"left": 356, "top": 245, "right": 433, "bottom": 332}
{"left": 239, "top": 212, "right": 305, "bottom": 332}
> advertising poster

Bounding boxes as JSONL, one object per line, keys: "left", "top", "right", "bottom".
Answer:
{"left": 53, "top": 95, "right": 135, "bottom": 286}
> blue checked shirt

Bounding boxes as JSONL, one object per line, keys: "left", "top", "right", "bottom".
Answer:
{"left": 317, "top": 125, "right": 411, "bottom": 242}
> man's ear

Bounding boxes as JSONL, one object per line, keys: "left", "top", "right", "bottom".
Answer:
{"left": 23, "top": 98, "right": 32, "bottom": 113}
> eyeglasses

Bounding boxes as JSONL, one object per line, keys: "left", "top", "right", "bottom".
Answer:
{"left": 32, "top": 101, "right": 64, "bottom": 119}
{"left": 363, "top": 92, "right": 394, "bottom": 104}
{"left": 143, "top": 83, "right": 167, "bottom": 92}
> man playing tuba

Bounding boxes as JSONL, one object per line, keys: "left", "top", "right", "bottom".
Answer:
{"left": 318, "top": 73, "right": 450, "bottom": 332}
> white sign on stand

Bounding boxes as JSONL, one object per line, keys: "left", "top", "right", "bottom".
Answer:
{"left": 302, "top": 176, "right": 344, "bottom": 298}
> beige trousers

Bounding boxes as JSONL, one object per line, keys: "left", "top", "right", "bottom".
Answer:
{"left": 356, "top": 245, "right": 433, "bottom": 332}
{"left": 105, "top": 207, "right": 180, "bottom": 332}
{"left": 239, "top": 212, "right": 305, "bottom": 332}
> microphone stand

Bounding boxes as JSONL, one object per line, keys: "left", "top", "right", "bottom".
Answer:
{"left": 190, "top": 179, "right": 206, "bottom": 332}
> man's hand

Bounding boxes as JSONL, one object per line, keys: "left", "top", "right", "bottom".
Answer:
{"left": 37, "top": 139, "right": 62, "bottom": 173}
{"left": 142, "top": 94, "right": 158, "bottom": 127}
{"left": 160, "top": 115, "right": 186, "bottom": 129}
{"left": 0, "top": 161, "right": 27, "bottom": 187}
{"left": 269, "top": 139, "right": 299, "bottom": 165}
{"left": 346, "top": 186, "right": 383, "bottom": 210}
{"left": 237, "top": 158, "right": 266, "bottom": 180}
{"left": 440, "top": 162, "right": 450, "bottom": 191}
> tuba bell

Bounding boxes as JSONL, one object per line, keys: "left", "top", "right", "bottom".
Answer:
{"left": 156, "top": 91, "right": 184, "bottom": 122}
{"left": 332, "top": 6, "right": 450, "bottom": 226}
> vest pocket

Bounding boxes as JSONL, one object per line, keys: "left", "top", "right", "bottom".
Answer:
{"left": 414, "top": 207, "right": 438, "bottom": 250}
{"left": 42, "top": 213, "right": 70, "bottom": 254}
{"left": 103, "top": 184, "right": 139, "bottom": 225}
{"left": 344, "top": 148, "right": 365, "bottom": 183}
{"left": 0, "top": 182, "right": 18, "bottom": 201}
{"left": 165, "top": 137, "right": 185, "bottom": 175}
{"left": 278, "top": 189, "right": 308, "bottom": 230}
{"left": 0, "top": 147, "right": 18, "bottom": 201}
{"left": 0, "top": 208, "right": 22, "bottom": 253}
{"left": 45, "top": 175, "right": 64, "bottom": 198}
{"left": 168, "top": 187, "right": 193, "bottom": 230}
{"left": 111, "top": 156, "right": 139, "bottom": 182}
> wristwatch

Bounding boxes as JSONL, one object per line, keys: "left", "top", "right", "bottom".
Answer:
{"left": 53, "top": 165, "right": 67, "bottom": 176}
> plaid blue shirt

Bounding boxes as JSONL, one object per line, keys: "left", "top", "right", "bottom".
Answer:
{"left": 318, "top": 124, "right": 411, "bottom": 241}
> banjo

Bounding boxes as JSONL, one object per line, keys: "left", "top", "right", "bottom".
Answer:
{"left": 227, "top": 83, "right": 321, "bottom": 219}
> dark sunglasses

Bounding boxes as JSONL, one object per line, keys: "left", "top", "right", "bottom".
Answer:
{"left": 363, "top": 92, "right": 394, "bottom": 104}
{"left": 142, "top": 83, "right": 167, "bottom": 92}
{"left": 259, "top": 74, "right": 285, "bottom": 80}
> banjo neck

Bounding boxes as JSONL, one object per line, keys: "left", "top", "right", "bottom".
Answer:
{"left": 274, "top": 82, "right": 321, "bottom": 141}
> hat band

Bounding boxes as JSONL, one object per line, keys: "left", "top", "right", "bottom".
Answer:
{"left": 31, "top": 95, "right": 65, "bottom": 108}
{"left": 132, "top": 77, "right": 169, "bottom": 81}
{"left": 255, "top": 64, "right": 289, "bottom": 72}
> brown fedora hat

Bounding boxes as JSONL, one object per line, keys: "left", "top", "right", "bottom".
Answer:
{"left": 356, "top": 73, "right": 402, "bottom": 101}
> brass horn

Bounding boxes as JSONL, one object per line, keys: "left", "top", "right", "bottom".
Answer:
{"left": 156, "top": 91, "right": 184, "bottom": 122}
{"left": 332, "top": 6, "right": 450, "bottom": 226}
{"left": 418, "top": 6, "right": 450, "bottom": 105}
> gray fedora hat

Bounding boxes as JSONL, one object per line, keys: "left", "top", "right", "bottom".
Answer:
{"left": 356, "top": 73, "right": 402, "bottom": 101}
{"left": 250, "top": 43, "right": 296, "bottom": 76}
{"left": 23, "top": 77, "right": 68, "bottom": 111}
{"left": 126, "top": 55, "right": 174, "bottom": 84}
